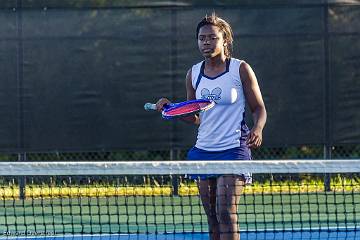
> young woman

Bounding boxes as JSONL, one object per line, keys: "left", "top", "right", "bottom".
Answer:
{"left": 156, "top": 13, "right": 266, "bottom": 240}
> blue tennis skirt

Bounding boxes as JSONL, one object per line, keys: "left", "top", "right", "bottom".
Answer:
{"left": 186, "top": 146, "right": 252, "bottom": 184}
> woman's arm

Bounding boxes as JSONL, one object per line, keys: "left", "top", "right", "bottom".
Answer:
{"left": 155, "top": 68, "right": 200, "bottom": 125}
{"left": 183, "top": 68, "right": 200, "bottom": 125}
{"left": 240, "top": 62, "right": 267, "bottom": 148}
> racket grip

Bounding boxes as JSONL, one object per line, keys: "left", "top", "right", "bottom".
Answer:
{"left": 144, "top": 103, "right": 157, "bottom": 111}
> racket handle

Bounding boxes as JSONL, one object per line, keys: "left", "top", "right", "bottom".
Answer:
{"left": 144, "top": 103, "right": 157, "bottom": 111}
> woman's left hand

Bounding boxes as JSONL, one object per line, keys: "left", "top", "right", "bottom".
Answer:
{"left": 246, "top": 127, "right": 263, "bottom": 149}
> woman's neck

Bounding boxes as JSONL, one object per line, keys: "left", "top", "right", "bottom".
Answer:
{"left": 204, "top": 55, "right": 227, "bottom": 68}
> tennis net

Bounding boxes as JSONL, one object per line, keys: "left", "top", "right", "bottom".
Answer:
{"left": 1, "top": 160, "right": 360, "bottom": 237}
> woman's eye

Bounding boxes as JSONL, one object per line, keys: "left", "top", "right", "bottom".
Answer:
{"left": 198, "top": 36, "right": 218, "bottom": 41}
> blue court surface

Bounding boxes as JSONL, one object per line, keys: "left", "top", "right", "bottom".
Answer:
{"left": 2, "top": 230, "right": 360, "bottom": 240}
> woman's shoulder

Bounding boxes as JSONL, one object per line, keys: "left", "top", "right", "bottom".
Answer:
{"left": 191, "top": 60, "right": 204, "bottom": 74}
{"left": 230, "top": 57, "right": 252, "bottom": 71}
{"left": 230, "top": 57, "right": 245, "bottom": 65}
{"left": 192, "top": 59, "right": 204, "bottom": 68}
{"left": 229, "top": 57, "right": 245, "bottom": 74}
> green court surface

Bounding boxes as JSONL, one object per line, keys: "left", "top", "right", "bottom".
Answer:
{"left": 1, "top": 192, "right": 359, "bottom": 236}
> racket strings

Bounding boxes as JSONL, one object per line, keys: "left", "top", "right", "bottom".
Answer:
{"left": 165, "top": 102, "right": 213, "bottom": 116}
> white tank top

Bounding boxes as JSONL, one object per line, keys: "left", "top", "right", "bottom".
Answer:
{"left": 191, "top": 58, "right": 246, "bottom": 151}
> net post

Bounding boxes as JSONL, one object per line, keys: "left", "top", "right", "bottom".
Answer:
{"left": 18, "top": 153, "right": 27, "bottom": 200}
{"left": 170, "top": 149, "right": 179, "bottom": 196}
{"left": 323, "top": 145, "right": 331, "bottom": 192}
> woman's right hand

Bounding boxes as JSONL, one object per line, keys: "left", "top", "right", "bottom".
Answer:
{"left": 155, "top": 98, "right": 171, "bottom": 112}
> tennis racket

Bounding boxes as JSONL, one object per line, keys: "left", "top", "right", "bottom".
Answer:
{"left": 144, "top": 99, "right": 215, "bottom": 120}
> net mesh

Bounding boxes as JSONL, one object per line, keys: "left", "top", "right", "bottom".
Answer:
{"left": 1, "top": 160, "right": 360, "bottom": 237}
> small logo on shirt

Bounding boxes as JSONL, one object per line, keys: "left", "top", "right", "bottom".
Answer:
{"left": 201, "top": 87, "right": 222, "bottom": 101}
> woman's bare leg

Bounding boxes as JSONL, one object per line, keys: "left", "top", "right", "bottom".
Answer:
{"left": 198, "top": 178, "right": 219, "bottom": 240}
{"left": 216, "top": 176, "right": 244, "bottom": 240}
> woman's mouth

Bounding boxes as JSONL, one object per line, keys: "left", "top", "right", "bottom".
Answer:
{"left": 202, "top": 49, "right": 212, "bottom": 53}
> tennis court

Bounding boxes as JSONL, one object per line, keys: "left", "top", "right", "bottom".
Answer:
{"left": 2, "top": 194, "right": 359, "bottom": 233}
{"left": 1, "top": 161, "right": 360, "bottom": 240}
{"left": 1, "top": 3, "right": 360, "bottom": 240}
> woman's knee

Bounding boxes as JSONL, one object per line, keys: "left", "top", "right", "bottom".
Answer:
{"left": 217, "top": 208, "right": 238, "bottom": 224}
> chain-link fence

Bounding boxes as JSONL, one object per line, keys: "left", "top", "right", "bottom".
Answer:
{"left": 0, "top": 144, "right": 358, "bottom": 162}
{"left": 0, "top": 1, "right": 359, "bottom": 161}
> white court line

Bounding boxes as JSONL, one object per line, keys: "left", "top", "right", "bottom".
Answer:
{"left": 1, "top": 226, "right": 359, "bottom": 239}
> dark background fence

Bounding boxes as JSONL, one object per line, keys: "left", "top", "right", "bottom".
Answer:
{"left": 0, "top": 0, "right": 359, "bottom": 161}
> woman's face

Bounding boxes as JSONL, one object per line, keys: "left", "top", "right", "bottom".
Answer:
{"left": 197, "top": 25, "right": 225, "bottom": 59}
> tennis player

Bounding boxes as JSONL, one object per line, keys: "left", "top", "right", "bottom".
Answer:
{"left": 156, "top": 13, "right": 266, "bottom": 240}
